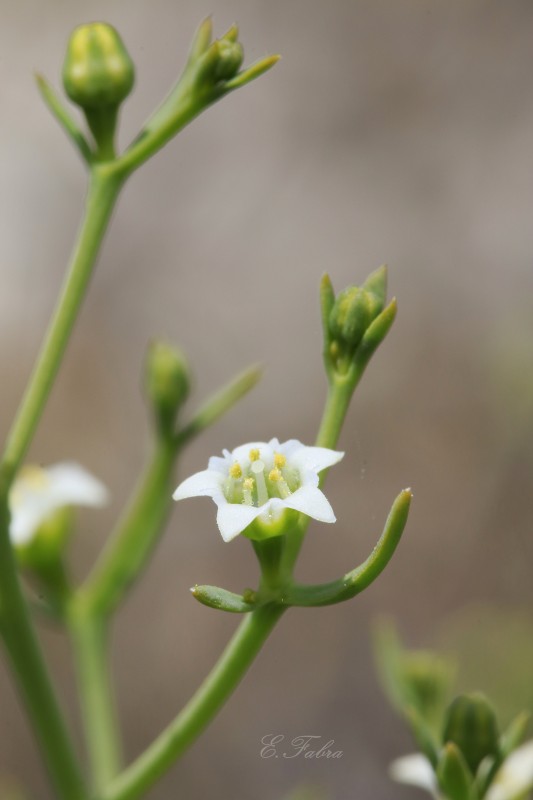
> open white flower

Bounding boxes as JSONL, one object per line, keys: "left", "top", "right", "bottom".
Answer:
{"left": 9, "top": 462, "right": 109, "bottom": 546}
{"left": 390, "top": 741, "right": 533, "bottom": 800}
{"left": 173, "top": 438, "right": 344, "bottom": 542}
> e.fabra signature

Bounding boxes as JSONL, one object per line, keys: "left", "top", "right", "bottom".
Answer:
{"left": 260, "top": 735, "right": 343, "bottom": 759}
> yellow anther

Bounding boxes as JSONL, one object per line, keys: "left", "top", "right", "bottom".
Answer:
{"left": 229, "top": 462, "right": 242, "bottom": 479}
{"left": 269, "top": 468, "right": 281, "bottom": 482}
{"left": 273, "top": 452, "right": 286, "bottom": 469}
{"left": 249, "top": 448, "right": 260, "bottom": 462}
{"left": 243, "top": 478, "right": 254, "bottom": 490}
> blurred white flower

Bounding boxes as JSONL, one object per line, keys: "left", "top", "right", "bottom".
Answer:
{"left": 9, "top": 462, "right": 109, "bottom": 546}
{"left": 173, "top": 438, "right": 343, "bottom": 542}
{"left": 390, "top": 741, "right": 533, "bottom": 800}
{"left": 389, "top": 753, "right": 439, "bottom": 798}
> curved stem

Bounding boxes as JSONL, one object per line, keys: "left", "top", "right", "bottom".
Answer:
{"left": 102, "top": 604, "right": 284, "bottom": 800}
{"left": 0, "top": 165, "right": 124, "bottom": 799}
{"left": 2, "top": 166, "right": 123, "bottom": 476}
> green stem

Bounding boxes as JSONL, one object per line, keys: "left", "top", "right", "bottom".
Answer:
{"left": 2, "top": 165, "right": 123, "bottom": 475}
{"left": 280, "top": 376, "right": 354, "bottom": 577}
{"left": 0, "top": 484, "right": 87, "bottom": 800}
{"left": 315, "top": 377, "right": 354, "bottom": 451}
{"left": 0, "top": 165, "right": 124, "bottom": 800}
{"left": 81, "top": 436, "right": 178, "bottom": 619}
{"left": 102, "top": 605, "right": 284, "bottom": 800}
{"left": 69, "top": 611, "right": 121, "bottom": 794}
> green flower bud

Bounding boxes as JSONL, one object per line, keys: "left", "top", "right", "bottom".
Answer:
{"left": 213, "top": 39, "right": 244, "bottom": 81}
{"left": 442, "top": 693, "right": 500, "bottom": 776}
{"left": 329, "top": 285, "right": 381, "bottom": 350}
{"left": 62, "top": 23, "right": 134, "bottom": 110}
{"left": 145, "top": 341, "right": 191, "bottom": 435}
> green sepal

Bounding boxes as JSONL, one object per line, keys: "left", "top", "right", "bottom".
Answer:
{"left": 442, "top": 694, "right": 501, "bottom": 777}
{"left": 191, "top": 584, "right": 257, "bottom": 613}
{"left": 500, "top": 711, "right": 531, "bottom": 760}
{"left": 362, "top": 264, "right": 387, "bottom": 311}
{"left": 223, "top": 54, "right": 280, "bottom": 91}
{"left": 352, "top": 297, "right": 397, "bottom": 372}
{"left": 436, "top": 742, "right": 476, "bottom": 800}
{"left": 284, "top": 488, "right": 411, "bottom": 607}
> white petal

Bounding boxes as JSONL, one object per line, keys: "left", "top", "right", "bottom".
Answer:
{"left": 486, "top": 741, "right": 533, "bottom": 800}
{"left": 207, "top": 455, "right": 230, "bottom": 473}
{"left": 215, "top": 502, "right": 264, "bottom": 542}
{"left": 389, "top": 754, "right": 438, "bottom": 796}
{"left": 46, "top": 463, "right": 109, "bottom": 508}
{"left": 9, "top": 462, "right": 108, "bottom": 546}
{"left": 173, "top": 470, "right": 223, "bottom": 501}
{"left": 231, "top": 441, "right": 273, "bottom": 468}
{"left": 283, "top": 485, "right": 336, "bottom": 522}
{"left": 291, "top": 446, "right": 344, "bottom": 473}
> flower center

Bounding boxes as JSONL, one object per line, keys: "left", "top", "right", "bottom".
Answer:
{"left": 223, "top": 449, "right": 301, "bottom": 506}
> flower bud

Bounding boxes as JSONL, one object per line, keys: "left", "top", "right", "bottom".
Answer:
{"left": 145, "top": 341, "right": 191, "bottom": 435}
{"left": 213, "top": 39, "right": 244, "bottom": 81}
{"left": 442, "top": 693, "right": 500, "bottom": 776}
{"left": 62, "top": 23, "right": 135, "bottom": 110}
{"left": 329, "top": 285, "right": 381, "bottom": 351}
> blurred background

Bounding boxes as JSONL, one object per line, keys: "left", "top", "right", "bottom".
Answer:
{"left": 1, "top": 0, "right": 533, "bottom": 797}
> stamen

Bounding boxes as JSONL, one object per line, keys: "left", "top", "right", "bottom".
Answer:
{"left": 229, "top": 462, "right": 242, "bottom": 479}
{"left": 242, "top": 477, "right": 254, "bottom": 506}
{"left": 269, "top": 468, "right": 291, "bottom": 499}
{"left": 273, "top": 452, "right": 286, "bottom": 469}
{"left": 251, "top": 460, "right": 268, "bottom": 506}
{"left": 249, "top": 448, "right": 260, "bottom": 462}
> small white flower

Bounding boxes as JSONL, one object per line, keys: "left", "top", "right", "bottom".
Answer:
{"left": 173, "top": 438, "right": 344, "bottom": 542}
{"left": 9, "top": 462, "right": 109, "bottom": 546}
{"left": 390, "top": 742, "right": 533, "bottom": 800}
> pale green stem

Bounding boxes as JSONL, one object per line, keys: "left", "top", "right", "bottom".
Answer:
{"left": 69, "top": 611, "right": 121, "bottom": 793}
{"left": 2, "top": 166, "right": 123, "bottom": 475}
{"left": 0, "top": 165, "right": 124, "bottom": 800}
{"left": 0, "top": 485, "right": 87, "bottom": 800}
{"left": 101, "top": 604, "right": 284, "bottom": 800}
{"left": 280, "top": 375, "right": 355, "bottom": 577}
{"left": 81, "top": 437, "right": 178, "bottom": 619}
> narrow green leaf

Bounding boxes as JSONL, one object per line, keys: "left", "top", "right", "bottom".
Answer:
{"left": 437, "top": 742, "right": 475, "bottom": 800}
{"left": 35, "top": 74, "right": 92, "bottom": 163}
{"left": 284, "top": 488, "right": 412, "bottom": 607}
{"left": 224, "top": 54, "right": 280, "bottom": 91}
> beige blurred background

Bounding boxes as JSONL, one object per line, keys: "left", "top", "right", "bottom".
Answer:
{"left": 1, "top": 0, "right": 533, "bottom": 798}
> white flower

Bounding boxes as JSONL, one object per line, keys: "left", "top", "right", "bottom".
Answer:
{"left": 390, "top": 742, "right": 533, "bottom": 800}
{"left": 9, "top": 462, "right": 109, "bottom": 546}
{"left": 173, "top": 438, "right": 344, "bottom": 542}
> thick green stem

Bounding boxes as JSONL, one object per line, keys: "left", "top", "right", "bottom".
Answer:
{"left": 0, "top": 166, "right": 124, "bottom": 800}
{"left": 102, "top": 604, "right": 284, "bottom": 800}
{"left": 69, "top": 611, "right": 121, "bottom": 794}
